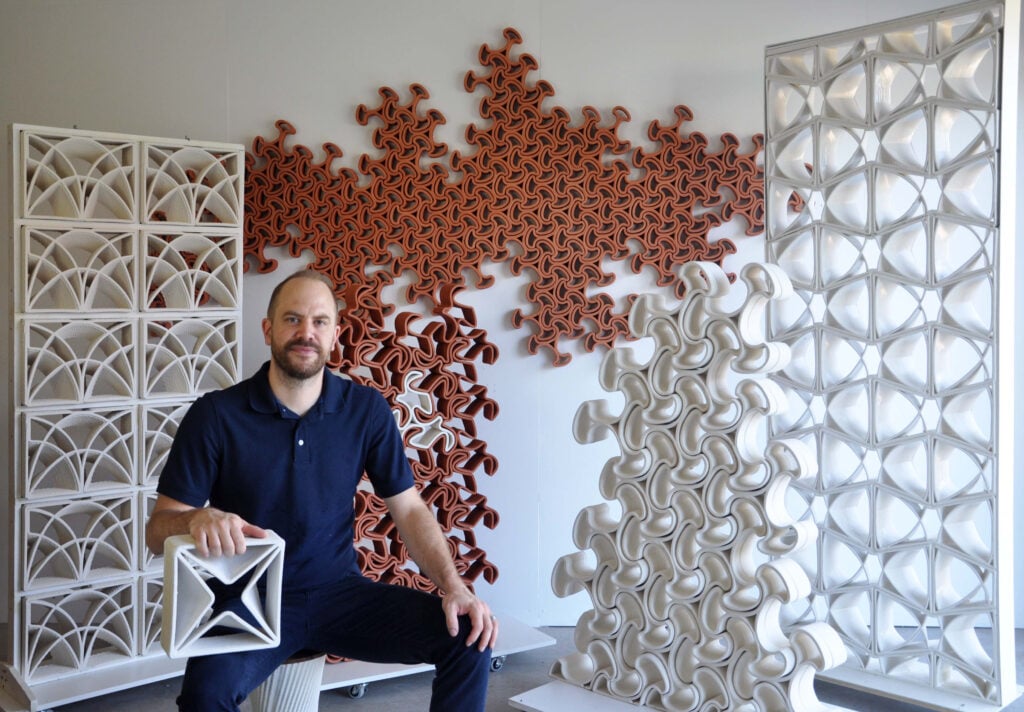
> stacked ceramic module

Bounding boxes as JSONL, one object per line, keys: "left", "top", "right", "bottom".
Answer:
{"left": 3, "top": 125, "right": 244, "bottom": 709}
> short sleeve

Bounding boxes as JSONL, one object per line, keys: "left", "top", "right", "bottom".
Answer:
{"left": 362, "top": 388, "right": 415, "bottom": 498}
{"left": 156, "top": 394, "right": 222, "bottom": 507}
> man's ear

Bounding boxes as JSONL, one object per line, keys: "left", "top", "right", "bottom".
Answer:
{"left": 262, "top": 317, "right": 272, "bottom": 345}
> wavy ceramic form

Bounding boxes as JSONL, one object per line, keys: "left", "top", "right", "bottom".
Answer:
{"left": 552, "top": 261, "right": 846, "bottom": 711}
{"left": 764, "top": 3, "right": 1011, "bottom": 707}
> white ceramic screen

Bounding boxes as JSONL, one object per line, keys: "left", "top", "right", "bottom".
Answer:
{"left": 2, "top": 125, "right": 243, "bottom": 709}
{"left": 764, "top": 2, "right": 1015, "bottom": 707}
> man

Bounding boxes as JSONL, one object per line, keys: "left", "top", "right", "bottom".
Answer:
{"left": 146, "top": 269, "right": 497, "bottom": 712}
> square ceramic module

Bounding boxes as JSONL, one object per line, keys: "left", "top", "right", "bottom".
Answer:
{"left": 161, "top": 532, "right": 284, "bottom": 658}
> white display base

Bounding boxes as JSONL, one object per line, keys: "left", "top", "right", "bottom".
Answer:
{"left": 819, "top": 668, "right": 1024, "bottom": 712}
{"left": 511, "top": 679, "right": 1024, "bottom": 712}
{"left": 0, "top": 655, "right": 186, "bottom": 712}
{"left": 320, "top": 614, "right": 553, "bottom": 693}
{"left": 510, "top": 680, "right": 639, "bottom": 711}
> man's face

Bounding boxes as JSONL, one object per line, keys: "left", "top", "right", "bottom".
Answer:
{"left": 262, "top": 279, "right": 340, "bottom": 381}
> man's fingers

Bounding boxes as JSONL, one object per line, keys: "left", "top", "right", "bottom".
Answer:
{"left": 230, "top": 527, "right": 247, "bottom": 556}
{"left": 479, "top": 614, "right": 498, "bottom": 651}
{"left": 241, "top": 523, "right": 268, "bottom": 539}
{"left": 195, "top": 530, "right": 209, "bottom": 558}
{"left": 446, "top": 606, "right": 461, "bottom": 638}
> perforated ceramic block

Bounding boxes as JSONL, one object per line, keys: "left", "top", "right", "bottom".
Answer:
{"left": 21, "top": 227, "right": 136, "bottom": 312}
{"left": 161, "top": 532, "right": 284, "bottom": 659}
{"left": 144, "top": 143, "right": 244, "bottom": 225}
{"left": 21, "top": 407, "right": 136, "bottom": 498}
{"left": 23, "top": 496, "right": 135, "bottom": 589}
{"left": 143, "top": 232, "right": 241, "bottom": 311}
{"left": 23, "top": 319, "right": 136, "bottom": 404}
{"left": 21, "top": 132, "right": 136, "bottom": 221}
{"left": 22, "top": 582, "right": 136, "bottom": 683}
{"left": 142, "top": 318, "right": 239, "bottom": 398}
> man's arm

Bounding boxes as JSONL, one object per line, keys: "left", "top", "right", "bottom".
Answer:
{"left": 145, "top": 493, "right": 267, "bottom": 557}
{"left": 384, "top": 487, "right": 498, "bottom": 651}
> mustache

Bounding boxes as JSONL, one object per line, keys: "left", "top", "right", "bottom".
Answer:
{"left": 286, "top": 338, "right": 321, "bottom": 350}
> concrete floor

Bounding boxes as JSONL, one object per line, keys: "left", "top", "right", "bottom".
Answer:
{"left": 47, "top": 627, "right": 1024, "bottom": 711}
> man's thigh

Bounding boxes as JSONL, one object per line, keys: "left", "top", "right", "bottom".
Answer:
{"left": 303, "top": 576, "right": 454, "bottom": 665}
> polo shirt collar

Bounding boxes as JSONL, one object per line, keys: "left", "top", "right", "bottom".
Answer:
{"left": 247, "top": 361, "right": 348, "bottom": 415}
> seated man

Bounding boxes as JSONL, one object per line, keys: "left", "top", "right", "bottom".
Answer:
{"left": 146, "top": 269, "right": 497, "bottom": 712}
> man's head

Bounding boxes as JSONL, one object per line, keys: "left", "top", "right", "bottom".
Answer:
{"left": 262, "top": 270, "right": 340, "bottom": 381}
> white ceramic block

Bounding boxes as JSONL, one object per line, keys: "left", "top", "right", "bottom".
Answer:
{"left": 161, "top": 532, "right": 284, "bottom": 659}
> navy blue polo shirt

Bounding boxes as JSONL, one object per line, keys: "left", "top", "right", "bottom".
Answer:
{"left": 157, "top": 362, "right": 415, "bottom": 589}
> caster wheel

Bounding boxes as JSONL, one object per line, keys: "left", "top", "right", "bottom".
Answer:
{"left": 347, "top": 682, "right": 367, "bottom": 699}
{"left": 490, "top": 655, "right": 506, "bottom": 672}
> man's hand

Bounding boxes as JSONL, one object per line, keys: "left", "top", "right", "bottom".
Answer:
{"left": 145, "top": 494, "right": 266, "bottom": 557}
{"left": 384, "top": 488, "right": 498, "bottom": 651}
{"left": 187, "top": 507, "right": 267, "bottom": 557}
{"left": 442, "top": 585, "right": 498, "bottom": 652}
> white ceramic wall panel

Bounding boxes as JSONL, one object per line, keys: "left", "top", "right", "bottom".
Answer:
{"left": 2, "top": 125, "right": 243, "bottom": 710}
{"left": 764, "top": 1, "right": 1017, "bottom": 708}
{"left": 549, "top": 262, "right": 849, "bottom": 711}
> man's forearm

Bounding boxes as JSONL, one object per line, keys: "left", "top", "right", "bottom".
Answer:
{"left": 145, "top": 507, "right": 197, "bottom": 555}
{"left": 388, "top": 491, "right": 467, "bottom": 594}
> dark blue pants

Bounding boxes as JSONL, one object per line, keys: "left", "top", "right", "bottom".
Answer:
{"left": 176, "top": 574, "right": 491, "bottom": 711}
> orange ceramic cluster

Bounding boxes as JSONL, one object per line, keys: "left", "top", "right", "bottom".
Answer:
{"left": 243, "top": 27, "right": 764, "bottom": 590}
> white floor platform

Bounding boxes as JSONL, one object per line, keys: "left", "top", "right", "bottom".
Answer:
{"left": 510, "top": 681, "right": 639, "bottom": 711}
{"left": 320, "top": 613, "right": 554, "bottom": 695}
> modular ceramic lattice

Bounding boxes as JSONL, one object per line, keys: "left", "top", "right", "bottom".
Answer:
{"left": 551, "top": 262, "right": 847, "bottom": 711}
{"left": 21, "top": 582, "right": 137, "bottom": 683}
{"left": 4, "top": 125, "right": 244, "bottom": 707}
{"left": 143, "top": 232, "right": 241, "bottom": 311}
{"left": 142, "top": 318, "right": 239, "bottom": 398}
{"left": 21, "top": 227, "right": 136, "bottom": 312}
{"left": 145, "top": 143, "right": 244, "bottom": 226}
{"left": 763, "top": 2, "right": 1013, "bottom": 707}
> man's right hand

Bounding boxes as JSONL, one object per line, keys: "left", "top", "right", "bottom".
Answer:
{"left": 145, "top": 494, "right": 267, "bottom": 557}
{"left": 186, "top": 507, "right": 268, "bottom": 557}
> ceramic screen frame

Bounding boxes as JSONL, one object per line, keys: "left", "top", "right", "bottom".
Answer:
{"left": 3, "top": 124, "right": 244, "bottom": 708}
{"left": 764, "top": 1, "right": 1019, "bottom": 707}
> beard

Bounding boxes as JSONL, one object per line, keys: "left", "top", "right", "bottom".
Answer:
{"left": 270, "top": 338, "right": 328, "bottom": 380}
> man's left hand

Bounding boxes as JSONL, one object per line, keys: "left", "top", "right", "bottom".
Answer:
{"left": 442, "top": 586, "right": 498, "bottom": 652}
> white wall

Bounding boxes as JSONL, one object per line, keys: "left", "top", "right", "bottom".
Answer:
{"left": 0, "top": 0, "right": 1012, "bottom": 629}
